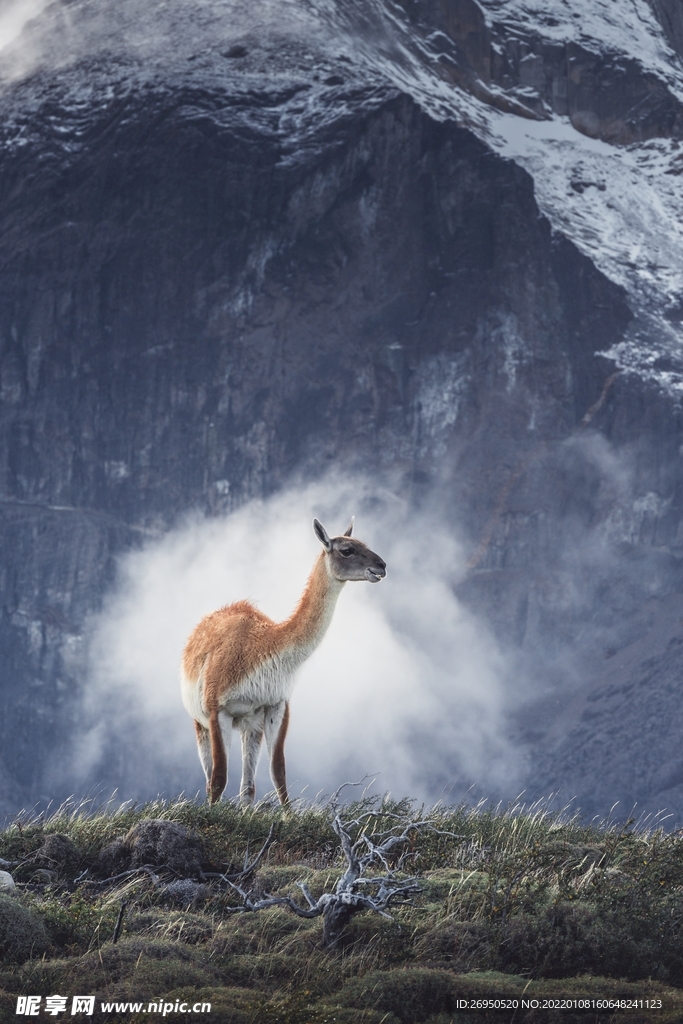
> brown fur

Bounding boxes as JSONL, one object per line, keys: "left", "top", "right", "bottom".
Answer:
{"left": 181, "top": 521, "right": 386, "bottom": 805}
{"left": 270, "top": 701, "right": 290, "bottom": 805}
{"left": 183, "top": 556, "right": 334, "bottom": 708}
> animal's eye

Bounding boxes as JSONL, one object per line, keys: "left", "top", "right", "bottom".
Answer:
{"left": 340, "top": 546, "right": 354, "bottom": 557}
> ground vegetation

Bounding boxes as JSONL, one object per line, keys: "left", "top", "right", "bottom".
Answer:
{"left": 1, "top": 794, "right": 683, "bottom": 1022}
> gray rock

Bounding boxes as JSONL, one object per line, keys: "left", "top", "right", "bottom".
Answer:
{"left": 0, "top": 870, "right": 15, "bottom": 892}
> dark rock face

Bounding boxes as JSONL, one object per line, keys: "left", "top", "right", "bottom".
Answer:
{"left": 0, "top": 79, "right": 629, "bottom": 807}
{"left": 0, "top": 501, "right": 140, "bottom": 809}
{"left": 651, "top": 0, "right": 683, "bottom": 58}
{"left": 489, "top": 37, "right": 683, "bottom": 142}
{"left": 401, "top": 0, "right": 683, "bottom": 141}
{"left": 0, "top": 0, "right": 682, "bottom": 820}
{"left": 0, "top": 85, "right": 623, "bottom": 515}
{"left": 526, "top": 595, "right": 683, "bottom": 821}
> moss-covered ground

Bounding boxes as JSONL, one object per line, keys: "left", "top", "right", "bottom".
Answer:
{"left": 1, "top": 795, "right": 683, "bottom": 1022}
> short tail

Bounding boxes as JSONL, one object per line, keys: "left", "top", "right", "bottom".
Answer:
{"left": 208, "top": 712, "right": 227, "bottom": 804}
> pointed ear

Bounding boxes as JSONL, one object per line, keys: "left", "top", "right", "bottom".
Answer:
{"left": 343, "top": 517, "right": 355, "bottom": 537}
{"left": 313, "top": 518, "right": 332, "bottom": 552}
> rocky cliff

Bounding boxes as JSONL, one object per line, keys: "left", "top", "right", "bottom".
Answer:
{"left": 1, "top": 0, "right": 682, "bottom": 820}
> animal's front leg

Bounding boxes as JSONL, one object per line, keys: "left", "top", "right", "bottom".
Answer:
{"left": 194, "top": 720, "right": 212, "bottom": 794}
{"left": 264, "top": 701, "right": 290, "bottom": 806}
{"left": 239, "top": 712, "right": 265, "bottom": 805}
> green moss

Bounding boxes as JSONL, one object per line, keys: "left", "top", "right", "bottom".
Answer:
{"left": 212, "top": 906, "right": 319, "bottom": 958}
{"left": 32, "top": 889, "right": 119, "bottom": 953}
{"left": 420, "top": 867, "right": 485, "bottom": 902}
{"left": 337, "top": 967, "right": 460, "bottom": 1023}
{"left": 125, "top": 987, "right": 400, "bottom": 1024}
{"left": 414, "top": 917, "right": 492, "bottom": 971}
{"left": 11, "top": 937, "right": 220, "bottom": 1002}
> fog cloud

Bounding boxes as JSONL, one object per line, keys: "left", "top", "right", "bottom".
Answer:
{"left": 67, "top": 475, "right": 523, "bottom": 805}
{"left": 0, "top": 0, "right": 49, "bottom": 52}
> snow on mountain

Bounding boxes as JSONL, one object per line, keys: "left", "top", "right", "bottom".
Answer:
{"left": 2, "top": 0, "right": 682, "bottom": 465}
{"left": 482, "top": 0, "right": 681, "bottom": 85}
{"left": 489, "top": 116, "right": 683, "bottom": 394}
{"left": 336, "top": 0, "right": 683, "bottom": 396}
{"left": 6, "top": 0, "right": 682, "bottom": 382}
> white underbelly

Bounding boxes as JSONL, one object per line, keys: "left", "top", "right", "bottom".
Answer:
{"left": 181, "top": 653, "right": 300, "bottom": 728}
{"left": 225, "top": 656, "right": 297, "bottom": 713}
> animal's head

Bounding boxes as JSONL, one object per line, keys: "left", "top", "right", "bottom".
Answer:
{"left": 313, "top": 518, "right": 387, "bottom": 583}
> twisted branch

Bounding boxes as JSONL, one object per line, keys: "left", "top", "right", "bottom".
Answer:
{"left": 222, "top": 793, "right": 462, "bottom": 946}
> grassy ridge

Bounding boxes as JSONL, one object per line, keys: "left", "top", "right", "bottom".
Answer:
{"left": 1, "top": 795, "right": 683, "bottom": 1022}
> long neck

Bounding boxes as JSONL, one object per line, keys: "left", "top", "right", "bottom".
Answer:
{"left": 278, "top": 552, "right": 344, "bottom": 653}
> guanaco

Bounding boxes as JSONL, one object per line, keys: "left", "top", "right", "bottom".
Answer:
{"left": 181, "top": 518, "right": 387, "bottom": 805}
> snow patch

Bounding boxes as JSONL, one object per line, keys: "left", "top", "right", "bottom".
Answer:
{"left": 415, "top": 353, "right": 469, "bottom": 456}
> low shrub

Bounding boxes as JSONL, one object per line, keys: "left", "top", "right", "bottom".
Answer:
{"left": 0, "top": 893, "right": 49, "bottom": 963}
{"left": 337, "top": 968, "right": 460, "bottom": 1023}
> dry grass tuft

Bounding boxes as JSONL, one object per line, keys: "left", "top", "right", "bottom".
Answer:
{"left": 2, "top": 794, "right": 683, "bottom": 1020}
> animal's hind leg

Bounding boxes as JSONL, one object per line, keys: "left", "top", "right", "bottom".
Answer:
{"left": 238, "top": 712, "right": 265, "bottom": 805}
{"left": 207, "top": 710, "right": 233, "bottom": 804}
{"left": 264, "top": 701, "right": 290, "bottom": 806}
{"left": 194, "top": 721, "right": 212, "bottom": 795}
